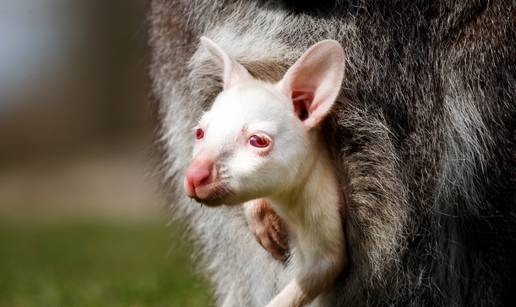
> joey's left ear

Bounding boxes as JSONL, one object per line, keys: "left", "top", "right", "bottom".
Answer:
{"left": 276, "top": 40, "right": 345, "bottom": 129}
{"left": 200, "top": 36, "right": 253, "bottom": 89}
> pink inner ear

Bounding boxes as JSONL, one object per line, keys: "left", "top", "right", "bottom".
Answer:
{"left": 292, "top": 91, "right": 313, "bottom": 121}
{"left": 277, "top": 40, "right": 345, "bottom": 129}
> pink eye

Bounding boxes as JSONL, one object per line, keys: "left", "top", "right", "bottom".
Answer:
{"left": 195, "top": 128, "right": 204, "bottom": 140}
{"left": 249, "top": 135, "right": 270, "bottom": 148}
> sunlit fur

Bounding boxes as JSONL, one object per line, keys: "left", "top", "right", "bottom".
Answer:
{"left": 148, "top": 1, "right": 516, "bottom": 306}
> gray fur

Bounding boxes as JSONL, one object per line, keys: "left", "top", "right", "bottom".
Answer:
{"left": 148, "top": 1, "right": 516, "bottom": 306}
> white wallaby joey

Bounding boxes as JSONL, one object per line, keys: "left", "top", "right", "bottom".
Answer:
{"left": 184, "top": 37, "right": 347, "bottom": 307}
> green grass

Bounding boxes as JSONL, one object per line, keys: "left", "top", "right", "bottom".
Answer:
{"left": 0, "top": 220, "right": 212, "bottom": 307}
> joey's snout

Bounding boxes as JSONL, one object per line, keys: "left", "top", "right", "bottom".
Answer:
{"left": 184, "top": 158, "right": 214, "bottom": 197}
{"left": 184, "top": 154, "right": 231, "bottom": 206}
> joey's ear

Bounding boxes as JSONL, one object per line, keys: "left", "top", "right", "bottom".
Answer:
{"left": 200, "top": 36, "right": 252, "bottom": 89}
{"left": 276, "top": 40, "right": 345, "bottom": 129}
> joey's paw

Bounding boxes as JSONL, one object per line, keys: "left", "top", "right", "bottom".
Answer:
{"left": 245, "top": 200, "right": 289, "bottom": 262}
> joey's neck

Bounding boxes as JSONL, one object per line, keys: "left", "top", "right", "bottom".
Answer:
{"left": 269, "top": 142, "right": 339, "bottom": 216}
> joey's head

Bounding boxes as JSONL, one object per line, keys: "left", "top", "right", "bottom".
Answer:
{"left": 184, "top": 37, "right": 345, "bottom": 206}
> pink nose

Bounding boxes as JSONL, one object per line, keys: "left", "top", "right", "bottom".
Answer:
{"left": 185, "top": 159, "right": 213, "bottom": 197}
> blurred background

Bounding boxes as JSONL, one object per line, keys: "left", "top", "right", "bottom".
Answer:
{"left": 0, "top": 1, "right": 211, "bottom": 306}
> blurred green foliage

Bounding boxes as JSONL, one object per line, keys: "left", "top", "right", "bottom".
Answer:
{"left": 0, "top": 220, "right": 212, "bottom": 307}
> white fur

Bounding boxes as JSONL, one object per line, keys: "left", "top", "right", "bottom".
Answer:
{"left": 185, "top": 37, "right": 347, "bottom": 307}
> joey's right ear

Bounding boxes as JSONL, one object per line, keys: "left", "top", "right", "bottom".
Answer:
{"left": 200, "top": 36, "right": 252, "bottom": 89}
{"left": 276, "top": 40, "right": 345, "bottom": 129}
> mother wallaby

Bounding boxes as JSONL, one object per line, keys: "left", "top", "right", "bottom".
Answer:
{"left": 148, "top": 0, "right": 516, "bottom": 306}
